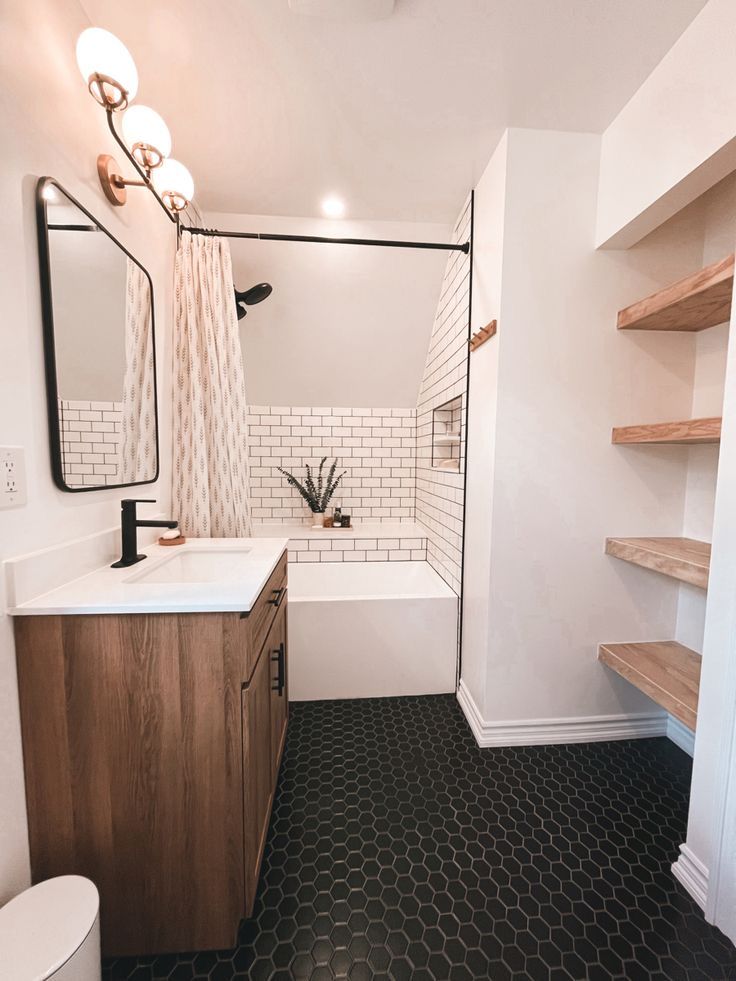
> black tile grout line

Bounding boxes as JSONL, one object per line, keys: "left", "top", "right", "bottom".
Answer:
{"left": 103, "top": 695, "right": 736, "bottom": 981}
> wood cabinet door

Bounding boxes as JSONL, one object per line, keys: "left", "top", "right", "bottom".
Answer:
{"left": 242, "top": 642, "right": 273, "bottom": 916}
{"left": 269, "top": 601, "right": 288, "bottom": 786}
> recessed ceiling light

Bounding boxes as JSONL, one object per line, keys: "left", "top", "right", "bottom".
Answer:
{"left": 289, "top": 0, "right": 395, "bottom": 20}
{"left": 321, "top": 195, "right": 346, "bottom": 219}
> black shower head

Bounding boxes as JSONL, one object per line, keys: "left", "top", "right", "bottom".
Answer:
{"left": 234, "top": 282, "right": 273, "bottom": 320}
{"left": 241, "top": 282, "right": 273, "bottom": 305}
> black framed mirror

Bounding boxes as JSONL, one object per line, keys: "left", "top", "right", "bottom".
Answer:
{"left": 36, "top": 177, "right": 160, "bottom": 492}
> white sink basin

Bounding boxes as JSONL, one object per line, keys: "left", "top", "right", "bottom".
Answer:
{"left": 125, "top": 547, "right": 254, "bottom": 584}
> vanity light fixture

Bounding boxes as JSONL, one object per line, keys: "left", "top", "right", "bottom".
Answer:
{"left": 121, "top": 106, "right": 172, "bottom": 170}
{"left": 76, "top": 28, "right": 138, "bottom": 110}
{"left": 96, "top": 153, "right": 194, "bottom": 212}
{"left": 77, "top": 27, "right": 194, "bottom": 220}
{"left": 151, "top": 159, "right": 195, "bottom": 213}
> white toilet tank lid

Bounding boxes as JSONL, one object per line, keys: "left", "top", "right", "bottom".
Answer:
{"left": 0, "top": 875, "right": 99, "bottom": 980}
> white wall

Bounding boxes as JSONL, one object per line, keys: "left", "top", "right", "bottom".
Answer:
{"left": 462, "top": 127, "right": 709, "bottom": 729}
{"left": 203, "top": 211, "right": 450, "bottom": 408}
{"left": 675, "top": 174, "right": 735, "bottom": 653}
{"left": 596, "top": 0, "right": 736, "bottom": 248}
{"left": 0, "top": 2, "right": 175, "bottom": 903}
{"left": 461, "top": 134, "right": 507, "bottom": 707}
{"left": 674, "top": 175, "right": 736, "bottom": 928}
{"left": 675, "top": 247, "right": 736, "bottom": 935}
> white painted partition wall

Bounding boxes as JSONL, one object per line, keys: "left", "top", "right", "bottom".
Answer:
{"left": 460, "top": 127, "right": 706, "bottom": 744}
{"left": 460, "top": 135, "right": 506, "bottom": 711}
{"left": 677, "top": 263, "right": 736, "bottom": 938}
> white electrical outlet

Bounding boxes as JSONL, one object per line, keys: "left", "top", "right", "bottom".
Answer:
{"left": 1, "top": 446, "right": 27, "bottom": 509}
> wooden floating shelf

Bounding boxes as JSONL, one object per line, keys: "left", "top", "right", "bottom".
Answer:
{"left": 605, "top": 536, "right": 710, "bottom": 589}
{"left": 612, "top": 417, "right": 721, "bottom": 445}
{"left": 469, "top": 319, "right": 497, "bottom": 351}
{"left": 598, "top": 641, "right": 700, "bottom": 730}
{"left": 617, "top": 253, "right": 734, "bottom": 332}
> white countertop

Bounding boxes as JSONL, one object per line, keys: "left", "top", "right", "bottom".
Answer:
{"left": 8, "top": 538, "right": 288, "bottom": 617}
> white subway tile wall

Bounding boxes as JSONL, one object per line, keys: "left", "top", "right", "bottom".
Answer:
{"left": 415, "top": 197, "right": 471, "bottom": 594}
{"left": 247, "top": 406, "right": 417, "bottom": 523}
{"left": 58, "top": 399, "right": 122, "bottom": 488}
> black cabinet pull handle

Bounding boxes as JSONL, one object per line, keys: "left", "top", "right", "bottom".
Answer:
{"left": 269, "top": 586, "right": 285, "bottom": 608}
{"left": 271, "top": 642, "right": 285, "bottom": 695}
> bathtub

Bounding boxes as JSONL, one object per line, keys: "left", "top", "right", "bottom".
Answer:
{"left": 287, "top": 561, "right": 458, "bottom": 700}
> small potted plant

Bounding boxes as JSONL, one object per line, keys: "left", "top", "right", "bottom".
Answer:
{"left": 277, "top": 457, "right": 346, "bottom": 528}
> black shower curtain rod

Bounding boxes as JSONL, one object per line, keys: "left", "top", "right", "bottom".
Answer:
{"left": 182, "top": 225, "right": 470, "bottom": 254}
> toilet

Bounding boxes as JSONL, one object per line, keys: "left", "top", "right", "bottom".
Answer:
{"left": 0, "top": 876, "right": 100, "bottom": 981}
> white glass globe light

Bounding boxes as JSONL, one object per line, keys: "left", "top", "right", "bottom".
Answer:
{"left": 121, "top": 106, "right": 172, "bottom": 169}
{"left": 76, "top": 28, "right": 138, "bottom": 109}
{"left": 152, "top": 158, "right": 194, "bottom": 211}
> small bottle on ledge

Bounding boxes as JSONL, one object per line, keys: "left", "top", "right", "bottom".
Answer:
{"left": 333, "top": 505, "right": 342, "bottom": 528}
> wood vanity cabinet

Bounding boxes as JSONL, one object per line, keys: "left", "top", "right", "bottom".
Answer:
{"left": 13, "top": 550, "right": 288, "bottom": 957}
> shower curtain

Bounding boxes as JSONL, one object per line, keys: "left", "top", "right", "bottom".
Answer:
{"left": 172, "top": 231, "right": 252, "bottom": 537}
{"left": 119, "top": 258, "right": 156, "bottom": 483}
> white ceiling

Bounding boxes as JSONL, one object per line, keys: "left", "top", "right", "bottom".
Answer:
{"left": 80, "top": 0, "right": 707, "bottom": 223}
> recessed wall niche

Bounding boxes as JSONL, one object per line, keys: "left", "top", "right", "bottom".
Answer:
{"left": 431, "top": 395, "right": 462, "bottom": 472}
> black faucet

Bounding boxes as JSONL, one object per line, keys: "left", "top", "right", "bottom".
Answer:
{"left": 111, "top": 499, "right": 179, "bottom": 568}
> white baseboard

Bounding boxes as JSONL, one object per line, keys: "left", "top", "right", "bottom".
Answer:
{"left": 672, "top": 844, "right": 709, "bottom": 910}
{"left": 667, "top": 715, "right": 695, "bottom": 757}
{"left": 456, "top": 680, "right": 668, "bottom": 747}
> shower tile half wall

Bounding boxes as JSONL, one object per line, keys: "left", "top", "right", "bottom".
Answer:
{"left": 247, "top": 406, "right": 416, "bottom": 523}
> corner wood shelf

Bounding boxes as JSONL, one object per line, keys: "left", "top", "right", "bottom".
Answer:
{"left": 617, "top": 253, "right": 734, "bottom": 332}
{"left": 612, "top": 416, "right": 721, "bottom": 445}
{"left": 598, "top": 641, "right": 700, "bottom": 730}
{"left": 605, "top": 537, "right": 710, "bottom": 589}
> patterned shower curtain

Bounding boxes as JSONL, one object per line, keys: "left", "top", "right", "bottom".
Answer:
{"left": 119, "top": 258, "right": 156, "bottom": 483}
{"left": 172, "top": 231, "right": 252, "bottom": 537}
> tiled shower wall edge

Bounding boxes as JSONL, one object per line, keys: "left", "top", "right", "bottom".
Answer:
{"left": 415, "top": 196, "right": 471, "bottom": 595}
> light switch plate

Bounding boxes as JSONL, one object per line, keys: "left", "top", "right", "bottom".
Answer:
{"left": 1, "top": 446, "right": 27, "bottom": 509}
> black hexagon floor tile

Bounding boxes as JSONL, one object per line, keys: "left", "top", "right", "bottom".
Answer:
{"left": 103, "top": 695, "right": 736, "bottom": 980}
